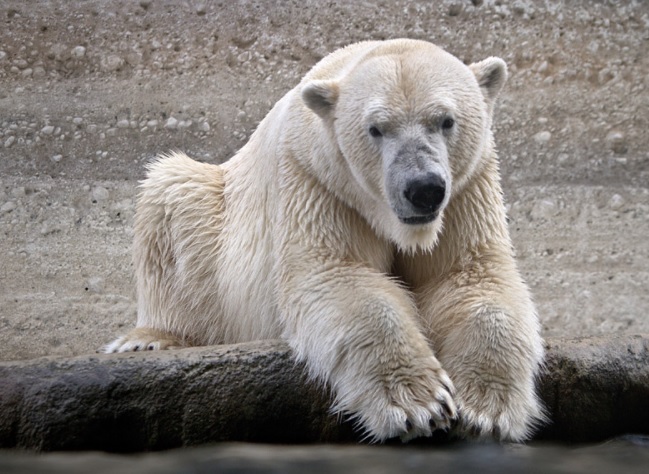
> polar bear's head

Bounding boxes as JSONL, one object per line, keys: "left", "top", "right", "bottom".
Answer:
{"left": 302, "top": 40, "right": 507, "bottom": 251}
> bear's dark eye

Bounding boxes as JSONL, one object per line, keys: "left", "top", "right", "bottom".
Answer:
{"left": 441, "top": 117, "right": 455, "bottom": 130}
{"left": 369, "top": 126, "right": 383, "bottom": 138}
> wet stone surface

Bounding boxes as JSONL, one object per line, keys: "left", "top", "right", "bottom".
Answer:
{"left": 1, "top": 439, "right": 649, "bottom": 474}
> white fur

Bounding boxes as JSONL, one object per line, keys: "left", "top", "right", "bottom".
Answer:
{"left": 105, "top": 39, "right": 545, "bottom": 443}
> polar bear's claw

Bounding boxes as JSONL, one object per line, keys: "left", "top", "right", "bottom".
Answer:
{"left": 440, "top": 400, "right": 454, "bottom": 418}
{"left": 355, "top": 363, "right": 458, "bottom": 443}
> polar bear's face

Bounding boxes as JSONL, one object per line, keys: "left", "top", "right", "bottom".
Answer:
{"left": 302, "top": 43, "right": 507, "bottom": 249}
{"left": 360, "top": 90, "right": 456, "bottom": 227}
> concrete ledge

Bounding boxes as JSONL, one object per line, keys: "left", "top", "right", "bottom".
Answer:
{"left": 1, "top": 335, "right": 648, "bottom": 451}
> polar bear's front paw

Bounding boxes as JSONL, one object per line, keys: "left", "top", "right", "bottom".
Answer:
{"left": 350, "top": 357, "right": 457, "bottom": 442}
{"left": 452, "top": 381, "right": 544, "bottom": 442}
{"left": 102, "top": 327, "right": 184, "bottom": 353}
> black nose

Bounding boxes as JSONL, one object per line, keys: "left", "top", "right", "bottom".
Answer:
{"left": 404, "top": 174, "right": 446, "bottom": 213}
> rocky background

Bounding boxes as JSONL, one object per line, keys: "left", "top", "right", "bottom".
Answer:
{"left": 0, "top": 0, "right": 648, "bottom": 363}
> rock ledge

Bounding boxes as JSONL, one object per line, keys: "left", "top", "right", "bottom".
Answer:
{"left": 1, "top": 335, "right": 648, "bottom": 451}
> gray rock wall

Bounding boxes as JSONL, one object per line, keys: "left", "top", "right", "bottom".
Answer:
{"left": 1, "top": 336, "right": 648, "bottom": 451}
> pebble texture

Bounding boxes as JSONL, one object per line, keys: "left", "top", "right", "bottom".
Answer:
{"left": 0, "top": 0, "right": 649, "bottom": 361}
{"left": 1, "top": 336, "right": 647, "bottom": 451}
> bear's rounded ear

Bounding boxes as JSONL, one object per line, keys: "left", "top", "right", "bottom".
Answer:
{"left": 469, "top": 57, "right": 508, "bottom": 103}
{"left": 302, "top": 80, "right": 339, "bottom": 119}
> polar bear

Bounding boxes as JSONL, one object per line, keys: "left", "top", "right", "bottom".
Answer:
{"left": 105, "top": 39, "right": 545, "bottom": 443}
